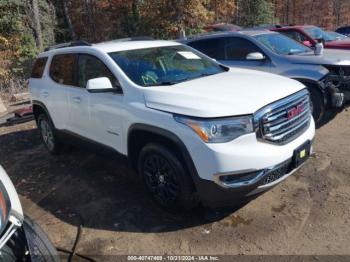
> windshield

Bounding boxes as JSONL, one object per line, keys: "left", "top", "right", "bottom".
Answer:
{"left": 254, "top": 33, "right": 312, "bottom": 55}
{"left": 304, "top": 26, "right": 337, "bottom": 42}
{"left": 327, "top": 31, "right": 348, "bottom": 40}
{"left": 109, "top": 45, "right": 226, "bottom": 87}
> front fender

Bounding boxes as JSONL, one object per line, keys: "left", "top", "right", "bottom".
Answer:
{"left": 281, "top": 65, "right": 328, "bottom": 82}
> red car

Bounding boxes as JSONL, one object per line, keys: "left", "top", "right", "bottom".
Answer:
{"left": 272, "top": 25, "right": 350, "bottom": 50}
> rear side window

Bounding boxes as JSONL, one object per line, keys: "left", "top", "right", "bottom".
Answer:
{"left": 31, "top": 57, "right": 48, "bottom": 78}
{"left": 225, "top": 37, "right": 261, "bottom": 60}
{"left": 49, "top": 54, "right": 77, "bottom": 86}
{"left": 188, "top": 39, "right": 225, "bottom": 60}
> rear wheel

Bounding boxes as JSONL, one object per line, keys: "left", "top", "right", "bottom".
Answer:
{"left": 138, "top": 143, "right": 196, "bottom": 210}
{"left": 37, "top": 114, "right": 62, "bottom": 154}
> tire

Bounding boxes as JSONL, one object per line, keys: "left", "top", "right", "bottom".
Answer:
{"left": 138, "top": 143, "right": 196, "bottom": 210}
{"left": 308, "top": 87, "right": 325, "bottom": 125}
{"left": 37, "top": 114, "right": 62, "bottom": 155}
{"left": 22, "top": 216, "right": 60, "bottom": 262}
{"left": 0, "top": 216, "right": 59, "bottom": 262}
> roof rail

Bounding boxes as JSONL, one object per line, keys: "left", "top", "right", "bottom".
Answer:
{"left": 44, "top": 41, "right": 91, "bottom": 51}
{"left": 109, "top": 36, "right": 154, "bottom": 42}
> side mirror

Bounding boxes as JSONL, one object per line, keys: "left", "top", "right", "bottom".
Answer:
{"left": 246, "top": 52, "right": 265, "bottom": 61}
{"left": 303, "top": 40, "right": 312, "bottom": 47}
{"left": 314, "top": 43, "right": 324, "bottom": 56}
{"left": 86, "top": 77, "right": 118, "bottom": 93}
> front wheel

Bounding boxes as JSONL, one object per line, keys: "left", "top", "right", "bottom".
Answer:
{"left": 308, "top": 87, "right": 325, "bottom": 125}
{"left": 138, "top": 144, "right": 196, "bottom": 210}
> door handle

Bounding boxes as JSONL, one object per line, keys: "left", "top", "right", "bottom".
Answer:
{"left": 72, "top": 97, "right": 82, "bottom": 103}
{"left": 41, "top": 91, "right": 49, "bottom": 98}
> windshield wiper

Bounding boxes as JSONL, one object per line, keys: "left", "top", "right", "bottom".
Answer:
{"left": 288, "top": 50, "right": 310, "bottom": 55}
{"left": 146, "top": 81, "right": 178, "bottom": 86}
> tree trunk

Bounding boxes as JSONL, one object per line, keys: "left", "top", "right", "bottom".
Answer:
{"left": 31, "top": 0, "right": 43, "bottom": 50}
{"left": 84, "top": 0, "right": 97, "bottom": 41}
{"left": 62, "top": 0, "right": 77, "bottom": 40}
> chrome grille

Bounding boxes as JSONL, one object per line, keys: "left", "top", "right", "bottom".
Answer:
{"left": 254, "top": 89, "right": 311, "bottom": 145}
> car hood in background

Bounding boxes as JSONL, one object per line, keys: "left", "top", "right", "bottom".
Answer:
{"left": 286, "top": 49, "right": 350, "bottom": 66}
{"left": 143, "top": 69, "right": 305, "bottom": 118}
{"left": 325, "top": 38, "right": 350, "bottom": 49}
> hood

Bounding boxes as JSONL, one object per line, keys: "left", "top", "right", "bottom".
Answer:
{"left": 143, "top": 69, "right": 305, "bottom": 118}
{"left": 285, "top": 49, "right": 350, "bottom": 66}
{"left": 326, "top": 38, "right": 350, "bottom": 48}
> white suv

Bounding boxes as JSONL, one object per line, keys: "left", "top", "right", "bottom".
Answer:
{"left": 29, "top": 39, "right": 315, "bottom": 208}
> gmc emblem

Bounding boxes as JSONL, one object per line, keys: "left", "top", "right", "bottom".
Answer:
{"left": 287, "top": 104, "right": 304, "bottom": 120}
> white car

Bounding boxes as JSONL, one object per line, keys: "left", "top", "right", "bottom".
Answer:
{"left": 0, "top": 166, "right": 58, "bottom": 261}
{"left": 29, "top": 39, "right": 315, "bottom": 208}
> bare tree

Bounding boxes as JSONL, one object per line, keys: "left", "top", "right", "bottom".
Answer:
{"left": 30, "top": 0, "right": 43, "bottom": 50}
{"left": 84, "top": 0, "right": 97, "bottom": 41}
{"left": 62, "top": 0, "right": 77, "bottom": 40}
{"left": 333, "top": 0, "right": 342, "bottom": 27}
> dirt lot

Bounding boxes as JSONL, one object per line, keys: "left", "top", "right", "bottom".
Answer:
{"left": 0, "top": 107, "right": 350, "bottom": 261}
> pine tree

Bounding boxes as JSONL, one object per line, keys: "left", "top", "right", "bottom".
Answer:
{"left": 237, "top": 0, "right": 274, "bottom": 27}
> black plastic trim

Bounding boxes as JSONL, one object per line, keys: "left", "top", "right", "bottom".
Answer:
{"left": 32, "top": 101, "right": 56, "bottom": 128}
{"left": 128, "top": 124, "right": 198, "bottom": 175}
{"left": 294, "top": 78, "right": 328, "bottom": 106}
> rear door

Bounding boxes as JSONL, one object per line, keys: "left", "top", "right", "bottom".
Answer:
{"left": 47, "top": 54, "right": 77, "bottom": 130}
{"left": 188, "top": 38, "right": 225, "bottom": 61}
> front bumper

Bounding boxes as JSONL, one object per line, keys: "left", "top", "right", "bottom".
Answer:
{"left": 194, "top": 151, "right": 311, "bottom": 208}
{"left": 182, "top": 118, "right": 315, "bottom": 208}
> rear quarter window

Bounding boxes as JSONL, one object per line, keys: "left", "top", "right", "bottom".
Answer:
{"left": 31, "top": 57, "right": 48, "bottom": 78}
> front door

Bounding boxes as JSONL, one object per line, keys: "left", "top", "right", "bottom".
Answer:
{"left": 76, "top": 54, "right": 124, "bottom": 152}
{"left": 220, "top": 37, "right": 272, "bottom": 72}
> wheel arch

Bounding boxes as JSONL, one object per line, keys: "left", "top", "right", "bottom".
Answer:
{"left": 32, "top": 101, "right": 56, "bottom": 128}
{"left": 127, "top": 124, "right": 199, "bottom": 189}
{"left": 292, "top": 78, "right": 328, "bottom": 106}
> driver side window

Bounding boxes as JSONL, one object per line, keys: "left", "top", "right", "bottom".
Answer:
{"left": 224, "top": 37, "right": 261, "bottom": 60}
{"left": 78, "top": 54, "right": 121, "bottom": 91}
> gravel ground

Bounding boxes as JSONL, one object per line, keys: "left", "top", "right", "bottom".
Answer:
{"left": 0, "top": 107, "right": 349, "bottom": 261}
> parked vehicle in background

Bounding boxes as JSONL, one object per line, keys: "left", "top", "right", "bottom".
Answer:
{"left": 203, "top": 23, "right": 241, "bottom": 32}
{"left": 326, "top": 31, "right": 348, "bottom": 40}
{"left": 272, "top": 25, "right": 350, "bottom": 50}
{"left": 182, "top": 31, "right": 349, "bottom": 124}
{"left": 29, "top": 39, "right": 315, "bottom": 209}
{"left": 0, "top": 165, "right": 59, "bottom": 261}
{"left": 336, "top": 26, "right": 350, "bottom": 37}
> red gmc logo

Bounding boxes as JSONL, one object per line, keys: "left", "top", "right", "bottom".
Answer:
{"left": 287, "top": 104, "right": 304, "bottom": 120}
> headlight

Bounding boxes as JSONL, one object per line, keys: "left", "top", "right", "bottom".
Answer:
{"left": 174, "top": 115, "right": 253, "bottom": 143}
{"left": 0, "top": 182, "right": 11, "bottom": 236}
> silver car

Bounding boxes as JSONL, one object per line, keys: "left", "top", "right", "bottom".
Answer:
{"left": 0, "top": 165, "right": 59, "bottom": 261}
{"left": 182, "top": 31, "right": 350, "bottom": 124}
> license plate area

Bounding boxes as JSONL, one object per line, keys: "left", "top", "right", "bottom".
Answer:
{"left": 293, "top": 141, "right": 311, "bottom": 168}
